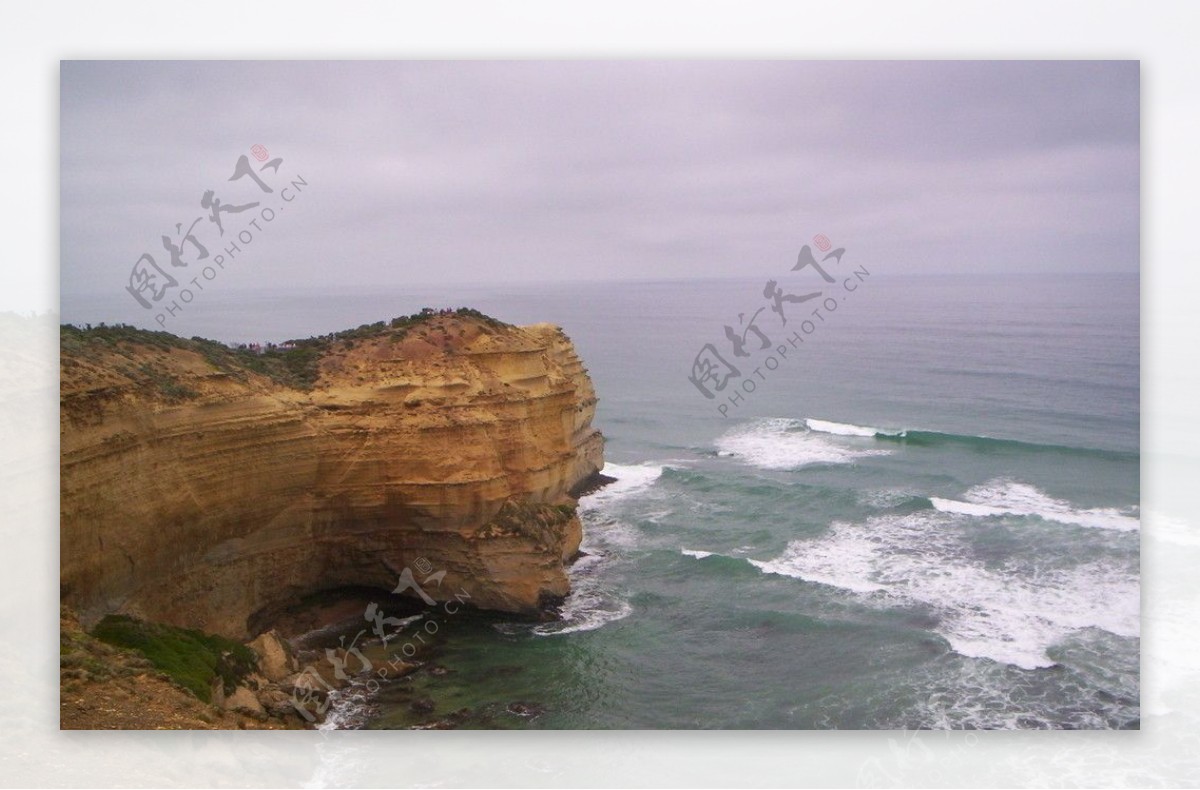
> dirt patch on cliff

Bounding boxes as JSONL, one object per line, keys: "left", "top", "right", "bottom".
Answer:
{"left": 59, "top": 609, "right": 297, "bottom": 730}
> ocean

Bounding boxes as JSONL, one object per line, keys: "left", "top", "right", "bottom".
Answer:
{"left": 62, "top": 270, "right": 1140, "bottom": 729}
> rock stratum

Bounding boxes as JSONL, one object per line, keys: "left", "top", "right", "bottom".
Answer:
{"left": 60, "top": 313, "right": 604, "bottom": 639}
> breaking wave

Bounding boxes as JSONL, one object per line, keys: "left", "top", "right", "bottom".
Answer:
{"left": 715, "top": 418, "right": 890, "bottom": 470}
{"left": 929, "top": 479, "right": 1139, "bottom": 532}
{"left": 745, "top": 511, "right": 1139, "bottom": 670}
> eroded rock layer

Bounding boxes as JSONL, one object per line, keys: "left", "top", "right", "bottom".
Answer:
{"left": 60, "top": 316, "right": 604, "bottom": 638}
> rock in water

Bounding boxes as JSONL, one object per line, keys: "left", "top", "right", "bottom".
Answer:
{"left": 506, "top": 701, "right": 546, "bottom": 718}
{"left": 410, "top": 697, "right": 436, "bottom": 715}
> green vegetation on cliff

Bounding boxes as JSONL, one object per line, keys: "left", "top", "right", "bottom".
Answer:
{"left": 60, "top": 307, "right": 513, "bottom": 392}
{"left": 91, "top": 615, "right": 257, "bottom": 703}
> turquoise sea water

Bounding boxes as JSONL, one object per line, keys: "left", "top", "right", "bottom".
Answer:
{"left": 63, "top": 271, "right": 1140, "bottom": 729}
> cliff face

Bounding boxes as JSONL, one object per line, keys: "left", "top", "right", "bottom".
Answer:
{"left": 60, "top": 315, "right": 604, "bottom": 639}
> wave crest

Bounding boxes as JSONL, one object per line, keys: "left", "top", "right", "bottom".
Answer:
{"left": 930, "top": 479, "right": 1139, "bottom": 532}
{"left": 745, "top": 512, "right": 1139, "bottom": 670}
{"left": 715, "top": 418, "right": 890, "bottom": 470}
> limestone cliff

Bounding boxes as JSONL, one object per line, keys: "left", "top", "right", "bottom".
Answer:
{"left": 60, "top": 313, "right": 604, "bottom": 639}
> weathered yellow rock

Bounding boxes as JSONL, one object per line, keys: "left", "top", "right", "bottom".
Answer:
{"left": 60, "top": 316, "right": 604, "bottom": 638}
{"left": 224, "top": 686, "right": 266, "bottom": 719}
{"left": 248, "top": 630, "right": 298, "bottom": 682}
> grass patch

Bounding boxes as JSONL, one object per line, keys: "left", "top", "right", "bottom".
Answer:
{"left": 90, "top": 615, "right": 257, "bottom": 702}
{"left": 136, "top": 362, "right": 200, "bottom": 402}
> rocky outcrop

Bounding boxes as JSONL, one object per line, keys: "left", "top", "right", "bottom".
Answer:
{"left": 247, "top": 630, "right": 299, "bottom": 682}
{"left": 60, "top": 314, "right": 604, "bottom": 639}
{"left": 59, "top": 607, "right": 300, "bottom": 730}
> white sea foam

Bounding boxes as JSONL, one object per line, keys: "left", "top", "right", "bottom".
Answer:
{"left": 579, "top": 462, "right": 664, "bottom": 510}
{"left": 715, "top": 418, "right": 890, "bottom": 470}
{"left": 315, "top": 680, "right": 377, "bottom": 731}
{"left": 903, "top": 648, "right": 1138, "bottom": 729}
{"left": 857, "top": 488, "right": 920, "bottom": 509}
{"left": 681, "top": 548, "right": 714, "bottom": 559}
{"left": 804, "top": 418, "right": 879, "bottom": 437}
{"left": 641, "top": 508, "right": 674, "bottom": 525}
{"left": 521, "top": 462, "right": 657, "bottom": 637}
{"left": 749, "top": 532, "right": 888, "bottom": 595}
{"left": 531, "top": 604, "right": 634, "bottom": 635}
{"left": 931, "top": 479, "right": 1140, "bottom": 532}
{"left": 535, "top": 597, "right": 633, "bottom": 636}
{"left": 532, "top": 553, "right": 632, "bottom": 636}
{"left": 748, "top": 511, "right": 1139, "bottom": 670}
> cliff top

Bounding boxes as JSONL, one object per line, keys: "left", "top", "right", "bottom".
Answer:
{"left": 60, "top": 308, "right": 528, "bottom": 403}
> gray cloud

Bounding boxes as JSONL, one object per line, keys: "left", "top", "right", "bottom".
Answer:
{"left": 61, "top": 60, "right": 1138, "bottom": 305}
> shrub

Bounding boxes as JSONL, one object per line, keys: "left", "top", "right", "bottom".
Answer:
{"left": 91, "top": 615, "right": 257, "bottom": 702}
{"left": 61, "top": 307, "right": 513, "bottom": 393}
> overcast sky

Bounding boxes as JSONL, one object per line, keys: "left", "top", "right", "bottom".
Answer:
{"left": 61, "top": 60, "right": 1138, "bottom": 307}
